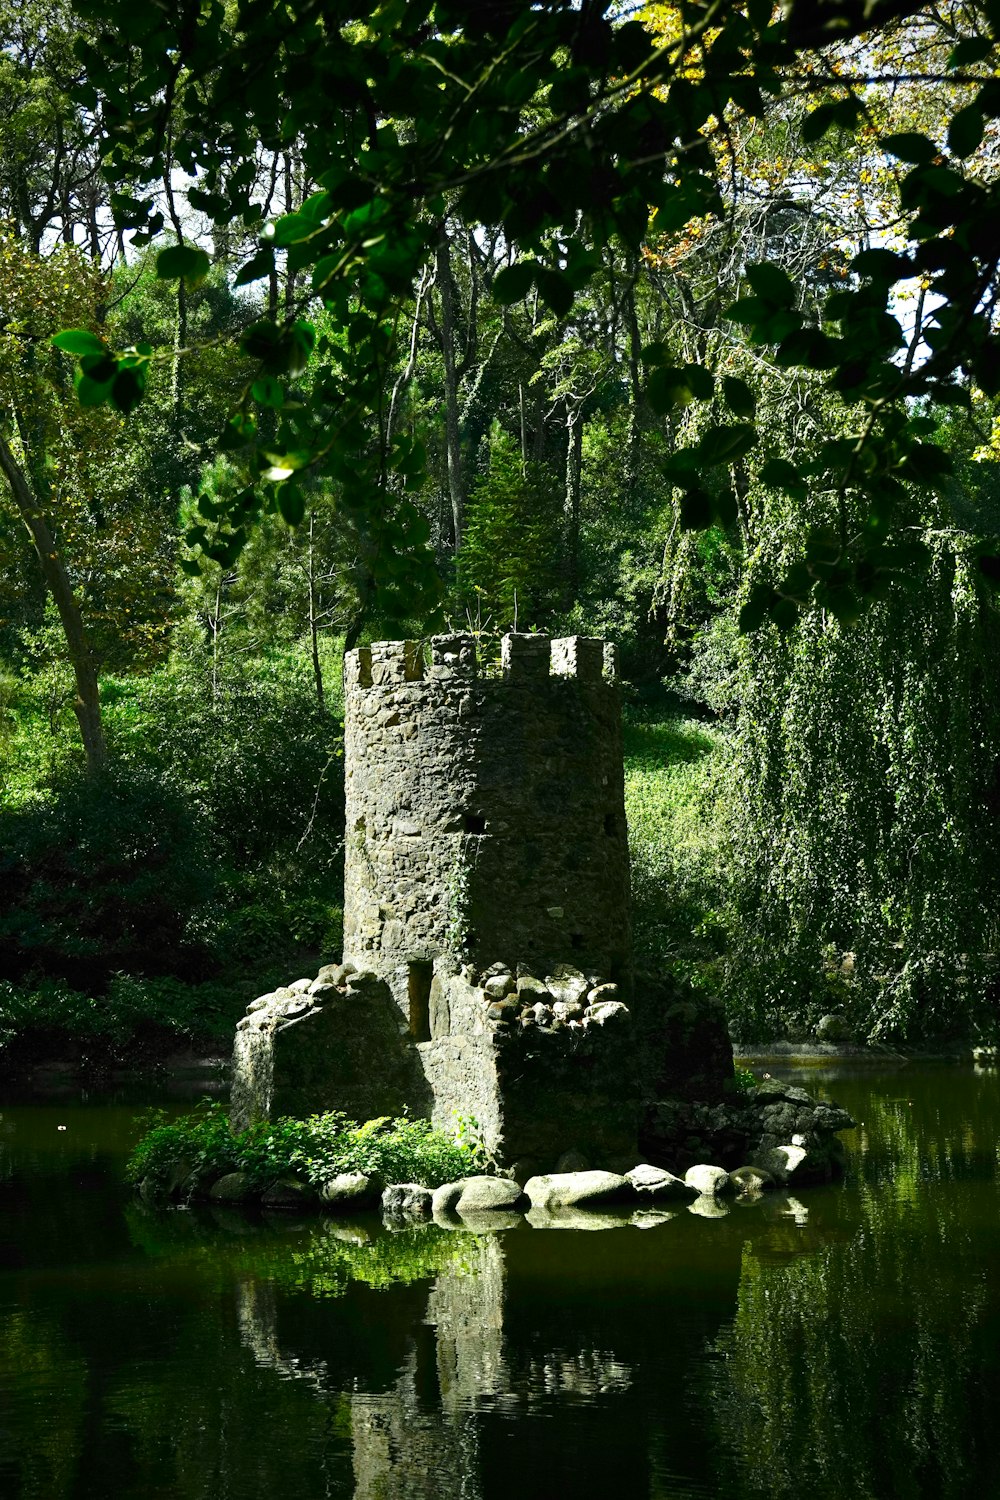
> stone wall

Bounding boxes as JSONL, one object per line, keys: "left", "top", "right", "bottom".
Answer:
{"left": 229, "top": 958, "right": 738, "bottom": 1171}
{"left": 342, "top": 633, "right": 631, "bottom": 1025}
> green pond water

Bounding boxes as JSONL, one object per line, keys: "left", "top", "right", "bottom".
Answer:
{"left": 2, "top": 1064, "right": 999, "bottom": 1499}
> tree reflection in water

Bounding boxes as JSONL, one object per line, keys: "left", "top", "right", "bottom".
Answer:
{"left": 2, "top": 1069, "right": 1000, "bottom": 1498}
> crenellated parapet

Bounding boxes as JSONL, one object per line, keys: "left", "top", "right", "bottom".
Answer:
{"left": 342, "top": 633, "right": 631, "bottom": 1027}
{"left": 345, "top": 631, "right": 618, "bottom": 688}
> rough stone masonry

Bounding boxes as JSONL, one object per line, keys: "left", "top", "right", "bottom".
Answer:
{"left": 230, "top": 632, "right": 853, "bottom": 1178}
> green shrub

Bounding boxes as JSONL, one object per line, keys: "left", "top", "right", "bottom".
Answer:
{"left": 0, "top": 765, "right": 214, "bottom": 987}
{"left": 0, "top": 972, "right": 251, "bottom": 1056}
{"left": 127, "top": 1102, "right": 487, "bottom": 1194}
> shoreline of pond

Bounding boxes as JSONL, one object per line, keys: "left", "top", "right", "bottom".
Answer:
{"left": 1, "top": 1034, "right": 993, "bottom": 1098}
{"left": 0, "top": 1020, "right": 995, "bottom": 1104}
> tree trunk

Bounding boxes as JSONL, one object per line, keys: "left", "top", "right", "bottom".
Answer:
{"left": 436, "top": 228, "right": 464, "bottom": 550}
{"left": 564, "top": 404, "right": 583, "bottom": 609}
{"left": 307, "top": 513, "right": 325, "bottom": 711}
{"left": 0, "top": 431, "right": 107, "bottom": 775}
{"left": 624, "top": 258, "right": 643, "bottom": 493}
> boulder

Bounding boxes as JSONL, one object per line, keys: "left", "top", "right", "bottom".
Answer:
{"left": 484, "top": 972, "right": 515, "bottom": 999}
{"left": 431, "top": 1179, "right": 474, "bottom": 1216}
{"left": 545, "top": 966, "right": 589, "bottom": 1005}
{"left": 262, "top": 1176, "right": 317, "bottom": 1208}
{"left": 729, "top": 1165, "right": 775, "bottom": 1196}
{"left": 517, "top": 975, "right": 551, "bottom": 1001}
{"left": 753, "top": 1141, "right": 841, "bottom": 1185}
{"left": 487, "top": 999, "right": 519, "bottom": 1024}
{"left": 318, "top": 1172, "right": 381, "bottom": 1212}
{"left": 456, "top": 1177, "right": 528, "bottom": 1213}
{"left": 815, "top": 1012, "right": 853, "bottom": 1042}
{"left": 313, "top": 961, "right": 354, "bottom": 988}
{"left": 523, "top": 1170, "right": 636, "bottom": 1211}
{"left": 289, "top": 978, "right": 313, "bottom": 993}
{"left": 627, "top": 1164, "right": 699, "bottom": 1202}
{"left": 382, "top": 1182, "right": 433, "bottom": 1220}
{"left": 587, "top": 982, "right": 621, "bottom": 1005}
{"left": 584, "top": 1001, "right": 630, "bottom": 1027}
{"left": 208, "top": 1171, "right": 256, "bottom": 1203}
{"left": 684, "top": 1164, "right": 731, "bottom": 1197}
{"left": 308, "top": 983, "right": 341, "bottom": 1003}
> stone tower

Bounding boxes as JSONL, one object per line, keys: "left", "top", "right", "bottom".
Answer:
{"left": 342, "top": 632, "right": 632, "bottom": 1030}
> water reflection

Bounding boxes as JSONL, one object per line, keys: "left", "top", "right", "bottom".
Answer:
{"left": 1, "top": 1070, "right": 1000, "bottom": 1498}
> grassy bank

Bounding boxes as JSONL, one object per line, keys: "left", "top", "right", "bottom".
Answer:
{"left": 623, "top": 706, "right": 726, "bottom": 986}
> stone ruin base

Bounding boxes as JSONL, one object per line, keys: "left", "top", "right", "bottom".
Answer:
{"left": 229, "top": 956, "right": 853, "bottom": 1182}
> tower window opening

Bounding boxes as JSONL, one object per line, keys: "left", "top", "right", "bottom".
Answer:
{"left": 463, "top": 813, "right": 487, "bottom": 835}
{"left": 603, "top": 813, "right": 617, "bottom": 836}
{"left": 407, "top": 961, "right": 433, "bottom": 1042}
{"left": 570, "top": 933, "right": 585, "bottom": 951}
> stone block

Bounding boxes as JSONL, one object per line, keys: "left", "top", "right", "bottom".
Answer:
{"left": 550, "top": 636, "right": 605, "bottom": 681}
{"left": 500, "top": 631, "right": 550, "bottom": 678}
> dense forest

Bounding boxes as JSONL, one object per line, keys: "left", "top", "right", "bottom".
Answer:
{"left": 3, "top": 0, "right": 1000, "bottom": 1058}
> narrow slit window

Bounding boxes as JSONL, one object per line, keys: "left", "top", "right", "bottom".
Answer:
{"left": 407, "top": 961, "right": 433, "bottom": 1042}
{"left": 463, "top": 813, "right": 487, "bottom": 835}
{"left": 570, "top": 932, "right": 585, "bottom": 951}
{"left": 603, "top": 813, "right": 617, "bottom": 836}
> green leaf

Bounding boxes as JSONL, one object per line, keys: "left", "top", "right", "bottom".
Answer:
{"left": 684, "top": 363, "right": 714, "bottom": 400}
{"left": 272, "top": 212, "right": 319, "bottom": 246}
{"left": 723, "top": 376, "right": 756, "bottom": 417}
{"left": 261, "top": 450, "right": 311, "bottom": 481}
{"left": 714, "top": 488, "right": 739, "bottom": 527}
{"left": 534, "top": 267, "right": 574, "bottom": 318}
{"left": 252, "top": 376, "right": 285, "bottom": 407}
{"left": 746, "top": 262, "right": 795, "bottom": 306}
{"left": 760, "top": 457, "right": 807, "bottom": 500}
{"left": 948, "top": 105, "right": 985, "bottom": 158}
{"left": 648, "top": 365, "right": 713, "bottom": 412}
{"left": 771, "top": 598, "right": 801, "bottom": 631}
{"left": 493, "top": 261, "right": 536, "bottom": 305}
{"left": 739, "top": 582, "right": 780, "bottom": 633}
{"left": 679, "top": 488, "right": 713, "bottom": 529}
{"left": 234, "top": 247, "right": 276, "bottom": 287}
{"left": 51, "top": 329, "right": 106, "bottom": 357}
{"left": 156, "top": 244, "right": 211, "bottom": 286}
{"left": 241, "top": 321, "right": 281, "bottom": 360}
{"left": 881, "top": 132, "right": 938, "bottom": 164}
{"left": 663, "top": 447, "right": 702, "bottom": 482}
{"left": 111, "top": 366, "right": 146, "bottom": 413}
{"left": 948, "top": 37, "right": 994, "bottom": 68}
{"left": 697, "top": 423, "right": 757, "bottom": 465}
{"left": 74, "top": 370, "right": 115, "bottom": 407}
{"left": 277, "top": 486, "right": 306, "bottom": 525}
{"left": 801, "top": 96, "right": 862, "bottom": 143}
{"left": 852, "top": 249, "right": 913, "bottom": 282}
{"left": 648, "top": 367, "right": 693, "bottom": 412}
{"left": 286, "top": 320, "right": 315, "bottom": 375}
{"left": 775, "top": 327, "right": 842, "bottom": 369}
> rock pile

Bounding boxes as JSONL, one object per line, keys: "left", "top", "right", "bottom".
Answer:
{"left": 643, "top": 1078, "right": 855, "bottom": 1180}
{"left": 473, "top": 962, "right": 630, "bottom": 1035}
{"left": 236, "top": 960, "right": 376, "bottom": 1035}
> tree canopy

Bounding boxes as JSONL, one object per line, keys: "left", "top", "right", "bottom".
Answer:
{"left": 50, "top": 0, "right": 1000, "bottom": 633}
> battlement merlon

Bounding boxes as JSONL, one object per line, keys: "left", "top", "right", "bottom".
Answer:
{"left": 344, "top": 633, "right": 619, "bottom": 688}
